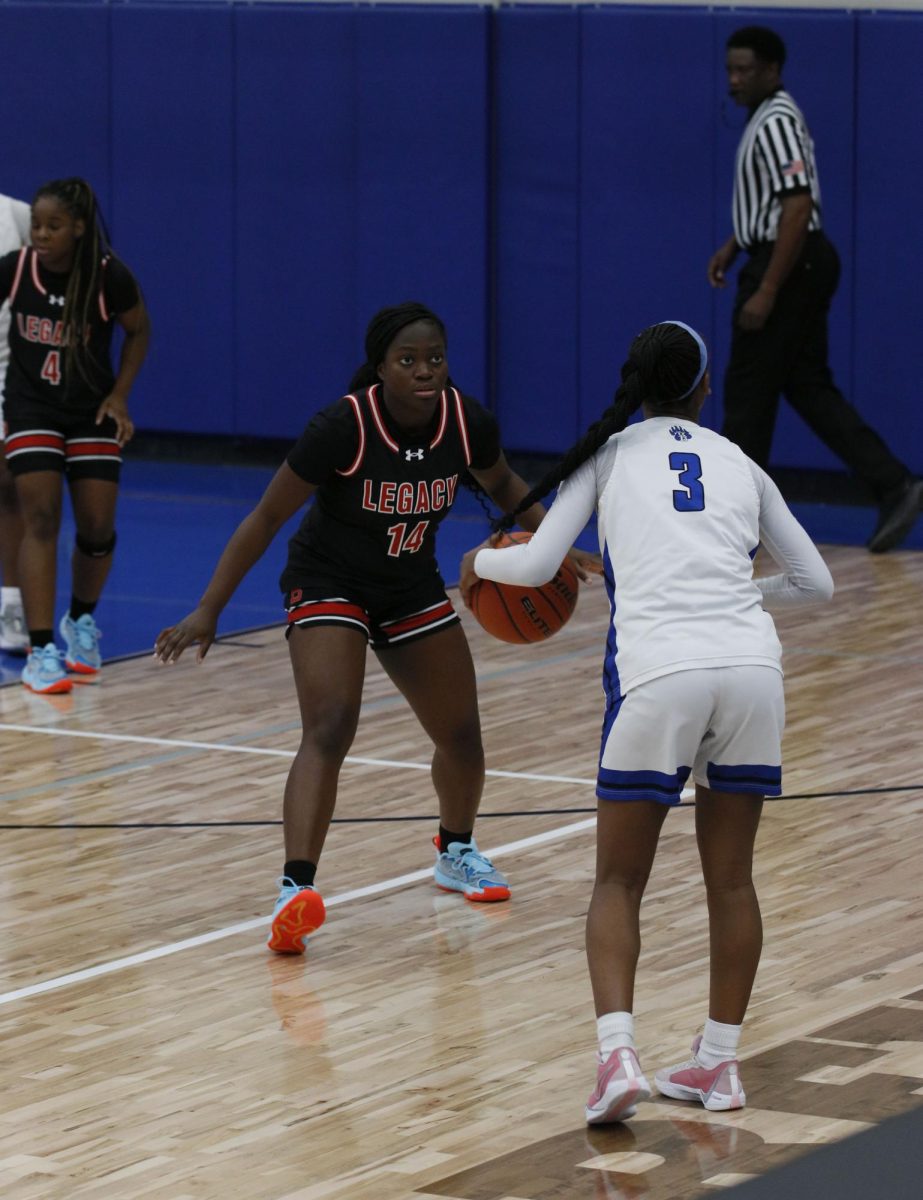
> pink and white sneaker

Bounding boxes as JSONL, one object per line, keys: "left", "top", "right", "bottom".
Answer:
{"left": 585, "top": 1046, "right": 651, "bottom": 1124}
{"left": 654, "top": 1036, "right": 745, "bottom": 1111}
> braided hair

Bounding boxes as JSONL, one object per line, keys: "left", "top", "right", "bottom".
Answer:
{"left": 33, "top": 177, "right": 113, "bottom": 393}
{"left": 495, "top": 321, "right": 707, "bottom": 532}
{"left": 348, "top": 302, "right": 447, "bottom": 391}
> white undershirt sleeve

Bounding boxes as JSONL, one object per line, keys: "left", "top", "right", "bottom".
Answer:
{"left": 474, "top": 456, "right": 599, "bottom": 586}
{"left": 751, "top": 462, "right": 835, "bottom": 606}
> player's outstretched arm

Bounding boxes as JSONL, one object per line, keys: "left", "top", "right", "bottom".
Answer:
{"left": 154, "top": 462, "right": 315, "bottom": 664}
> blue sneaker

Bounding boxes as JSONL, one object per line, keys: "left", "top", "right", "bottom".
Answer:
{"left": 22, "top": 643, "right": 72, "bottom": 694}
{"left": 59, "top": 612, "right": 102, "bottom": 677}
{"left": 433, "top": 836, "right": 511, "bottom": 903}
{"left": 267, "top": 877, "right": 326, "bottom": 954}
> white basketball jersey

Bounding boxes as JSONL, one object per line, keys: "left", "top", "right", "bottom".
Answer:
{"left": 475, "top": 415, "right": 833, "bottom": 699}
{"left": 593, "top": 417, "right": 781, "bottom": 694}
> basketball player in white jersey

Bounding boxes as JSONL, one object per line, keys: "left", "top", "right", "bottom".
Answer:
{"left": 469, "top": 320, "right": 833, "bottom": 1121}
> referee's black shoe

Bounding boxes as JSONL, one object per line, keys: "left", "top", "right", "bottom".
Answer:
{"left": 867, "top": 476, "right": 923, "bottom": 553}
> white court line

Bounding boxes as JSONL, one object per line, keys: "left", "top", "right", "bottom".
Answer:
{"left": 0, "top": 819, "right": 597, "bottom": 1009}
{"left": 0, "top": 723, "right": 597, "bottom": 786}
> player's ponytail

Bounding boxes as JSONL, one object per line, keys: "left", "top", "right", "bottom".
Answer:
{"left": 494, "top": 321, "right": 707, "bottom": 532}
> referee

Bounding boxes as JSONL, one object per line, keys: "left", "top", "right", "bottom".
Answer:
{"left": 711, "top": 25, "right": 922, "bottom": 553}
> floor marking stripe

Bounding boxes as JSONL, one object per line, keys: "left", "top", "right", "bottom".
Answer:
{"left": 0, "top": 723, "right": 597, "bottom": 786}
{"left": 0, "top": 819, "right": 596, "bottom": 1008}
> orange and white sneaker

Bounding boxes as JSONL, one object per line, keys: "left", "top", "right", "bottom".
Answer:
{"left": 22, "top": 644, "right": 73, "bottom": 694}
{"left": 585, "top": 1046, "right": 651, "bottom": 1124}
{"left": 267, "top": 878, "right": 326, "bottom": 954}
{"left": 654, "top": 1036, "right": 745, "bottom": 1111}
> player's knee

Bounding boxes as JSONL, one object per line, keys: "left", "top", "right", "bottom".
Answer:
{"left": 24, "top": 504, "right": 62, "bottom": 542}
{"left": 439, "top": 718, "right": 484, "bottom": 763}
{"left": 304, "top": 706, "right": 359, "bottom": 761}
{"left": 75, "top": 530, "right": 117, "bottom": 558}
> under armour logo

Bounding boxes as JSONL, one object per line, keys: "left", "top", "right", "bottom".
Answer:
{"left": 670, "top": 425, "right": 692, "bottom": 441}
{"left": 48, "top": 295, "right": 65, "bottom": 307}
{"left": 405, "top": 449, "right": 425, "bottom": 461}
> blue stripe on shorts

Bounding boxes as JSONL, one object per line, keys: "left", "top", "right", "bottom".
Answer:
{"left": 706, "top": 762, "right": 782, "bottom": 796}
{"left": 596, "top": 765, "right": 692, "bottom": 806}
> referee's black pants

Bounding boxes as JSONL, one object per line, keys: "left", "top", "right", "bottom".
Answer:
{"left": 721, "top": 231, "right": 907, "bottom": 499}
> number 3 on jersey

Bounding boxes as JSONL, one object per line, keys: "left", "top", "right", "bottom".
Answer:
{"left": 386, "top": 520, "right": 429, "bottom": 556}
{"left": 669, "top": 452, "right": 705, "bottom": 512}
{"left": 41, "top": 350, "right": 62, "bottom": 386}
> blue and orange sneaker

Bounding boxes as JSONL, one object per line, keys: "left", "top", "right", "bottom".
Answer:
{"left": 59, "top": 612, "right": 102, "bottom": 678}
{"left": 22, "top": 644, "right": 72, "bottom": 694}
{"left": 433, "top": 836, "right": 511, "bottom": 902}
{"left": 267, "top": 877, "right": 326, "bottom": 954}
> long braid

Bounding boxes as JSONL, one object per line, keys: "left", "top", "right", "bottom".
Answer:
{"left": 495, "top": 322, "right": 705, "bottom": 533}
{"left": 348, "top": 301, "right": 496, "bottom": 514}
{"left": 34, "top": 178, "right": 112, "bottom": 393}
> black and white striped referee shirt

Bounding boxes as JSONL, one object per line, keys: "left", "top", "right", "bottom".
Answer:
{"left": 732, "top": 88, "right": 822, "bottom": 250}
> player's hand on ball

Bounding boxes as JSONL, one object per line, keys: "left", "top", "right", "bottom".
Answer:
{"left": 154, "top": 605, "right": 219, "bottom": 664}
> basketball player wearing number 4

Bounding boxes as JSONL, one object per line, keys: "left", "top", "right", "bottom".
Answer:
{"left": 154, "top": 303, "right": 601, "bottom": 955}
{"left": 472, "top": 321, "right": 833, "bottom": 1121}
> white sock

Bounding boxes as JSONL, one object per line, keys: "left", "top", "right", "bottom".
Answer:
{"left": 597, "top": 1011, "right": 635, "bottom": 1057}
{"left": 697, "top": 1018, "right": 741, "bottom": 1068}
{"left": 1, "top": 587, "right": 22, "bottom": 609}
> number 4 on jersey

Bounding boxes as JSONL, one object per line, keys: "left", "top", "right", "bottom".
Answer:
{"left": 40, "top": 350, "right": 62, "bottom": 386}
{"left": 386, "top": 520, "right": 430, "bottom": 556}
{"left": 669, "top": 451, "right": 705, "bottom": 511}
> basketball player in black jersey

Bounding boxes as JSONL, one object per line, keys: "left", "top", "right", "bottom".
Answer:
{"left": 0, "top": 178, "right": 150, "bottom": 695}
{"left": 155, "top": 302, "right": 601, "bottom": 954}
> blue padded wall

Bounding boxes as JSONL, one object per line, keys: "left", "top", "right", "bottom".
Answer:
{"left": 0, "top": 2, "right": 921, "bottom": 477}
{"left": 354, "top": 8, "right": 490, "bottom": 407}
{"left": 854, "top": 14, "right": 923, "bottom": 472}
{"left": 492, "top": 7, "right": 581, "bottom": 453}
{"left": 234, "top": 6, "right": 359, "bottom": 440}
{"left": 579, "top": 8, "right": 716, "bottom": 435}
{"left": 111, "top": 6, "right": 235, "bottom": 435}
{"left": 0, "top": 5, "right": 110, "bottom": 211}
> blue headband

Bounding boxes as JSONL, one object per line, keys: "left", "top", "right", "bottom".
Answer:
{"left": 658, "top": 320, "right": 709, "bottom": 400}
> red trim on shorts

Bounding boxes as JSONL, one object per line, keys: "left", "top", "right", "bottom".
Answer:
{"left": 286, "top": 600, "right": 369, "bottom": 626}
{"left": 380, "top": 599, "right": 455, "bottom": 638}
{"left": 65, "top": 439, "right": 121, "bottom": 459}
{"left": 5, "top": 430, "right": 65, "bottom": 456}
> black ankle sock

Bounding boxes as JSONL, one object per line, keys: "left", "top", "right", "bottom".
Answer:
{"left": 283, "top": 860, "right": 317, "bottom": 888}
{"left": 69, "top": 597, "right": 97, "bottom": 621}
{"left": 29, "top": 629, "right": 53, "bottom": 649}
{"left": 438, "top": 826, "right": 473, "bottom": 854}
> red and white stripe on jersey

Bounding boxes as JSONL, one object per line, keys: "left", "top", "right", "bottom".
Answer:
{"left": 336, "top": 393, "right": 366, "bottom": 477}
{"left": 378, "top": 598, "right": 457, "bottom": 644}
{"left": 65, "top": 437, "right": 122, "bottom": 464}
{"left": 4, "top": 428, "right": 66, "bottom": 460}
{"left": 9, "top": 247, "right": 29, "bottom": 303}
{"left": 286, "top": 597, "right": 370, "bottom": 636}
{"left": 448, "top": 387, "right": 471, "bottom": 466}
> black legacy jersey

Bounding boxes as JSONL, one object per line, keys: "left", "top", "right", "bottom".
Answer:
{"left": 285, "top": 384, "right": 501, "bottom": 590}
{"left": 0, "top": 247, "right": 140, "bottom": 413}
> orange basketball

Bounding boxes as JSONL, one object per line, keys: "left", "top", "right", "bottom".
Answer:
{"left": 469, "top": 531, "right": 579, "bottom": 644}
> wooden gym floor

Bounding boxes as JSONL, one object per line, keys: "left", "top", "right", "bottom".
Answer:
{"left": 0, "top": 542, "right": 922, "bottom": 1199}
